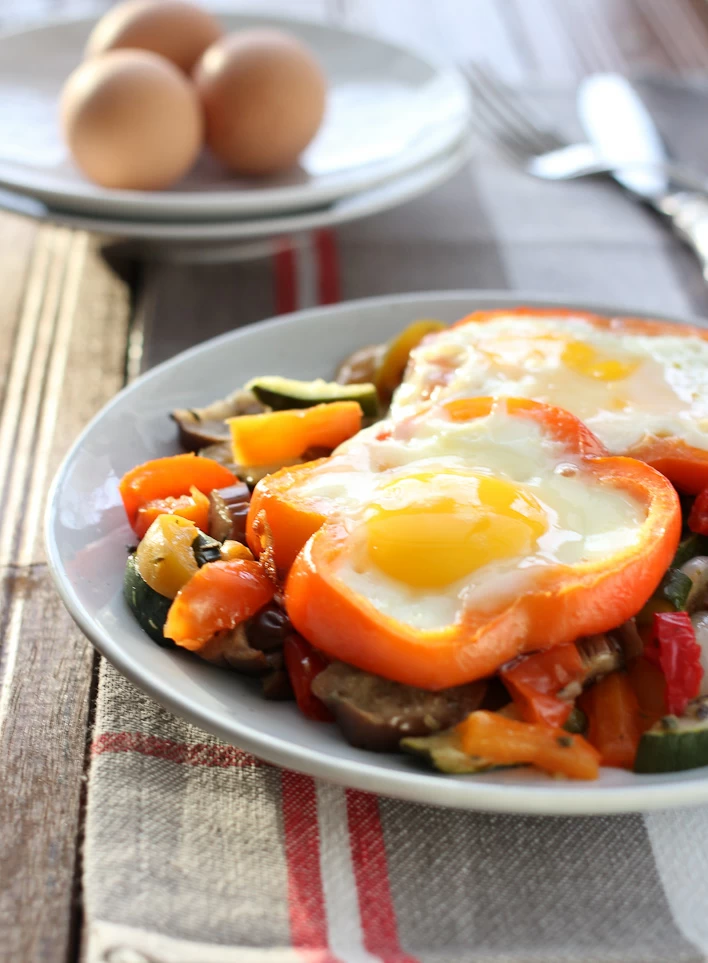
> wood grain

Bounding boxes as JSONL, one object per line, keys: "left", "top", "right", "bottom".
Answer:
{"left": 0, "top": 227, "right": 131, "bottom": 963}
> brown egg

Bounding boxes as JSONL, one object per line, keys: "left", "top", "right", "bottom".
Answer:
{"left": 194, "top": 29, "right": 326, "bottom": 176}
{"left": 86, "top": 0, "right": 222, "bottom": 73}
{"left": 60, "top": 49, "right": 203, "bottom": 190}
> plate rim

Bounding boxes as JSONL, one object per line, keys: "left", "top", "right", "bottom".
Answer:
{"left": 15, "top": 138, "right": 469, "bottom": 242}
{"left": 45, "top": 288, "right": 708, "bottom": 815}
{"left": 0, "top": 11, "right": 471, "bottom": 220}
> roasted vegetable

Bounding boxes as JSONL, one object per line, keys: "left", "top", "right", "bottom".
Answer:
{"left": 672, "top": 533, "right": 708, "bottom": 569}
{"left": 637, "top": 568, "right": 693, "bottom": 624}
{"left": 457, "top": 711, "right": 601, "bottom": 780}
{"left": 680, "top": 556, "right": 708, "bottom": 612}
{"left": 208, "top": 482, "right": 251, "bottom": 544}
{"left": 401, "top": 729, "right": 496, "bottom": 775}
{"left": 283, "top": 633, "right": 333, "bottom": 722}
{"left": 635, "top": 696, "right": 708, "bottom": 773}
{"left": 335, "top": 343, "right": 386, "bottom": 387}
{"left": 501, "top": 643, "right": 584, "bottom": 727}
{"left": 644, "top": 611, "right": 703, "bottom": 715}
{"left": 135, "top": 514, "right": 199, "bottom": 599}
{"left": 134, "top": 486, "right": 210, "bottom": 540}
{"left": 261, "top": 667, "right": 294, "bottom": 701}
{"left": 181, "top": 622, "right": 281, "bottom": 672}
{"left": 580, "top": 672, "right": 642, "bottom": 768}
{"left": 124, "top": 554, "right": 173, "bottom": 646}
{"left": 119, "top": 454, "right": 236, "bottom": 534}
{"left": 375, "top": 319, "right": 446, "bottom": 401}
{"left": 228, "top": 402, "right": 362, "bottom": 468}
{"left": 689, "top": 489, "right": 708, "bottom": 535}
{"left": 191, "top": 531, "right": 222, "bottom": 567}
{"left": 247, "top": 376, "right": 379, "bottom": 418}
{"left": 164, "top": 558, "right": 275, "bottom": 647}
{"left": 577, "top": 634, "right": 624, "bottom": 686}
{"left": 311, "top": 661, "right": 486, "bottom": 752}
{"left": 172, "top": 389, "right": 266, "bottom": 450}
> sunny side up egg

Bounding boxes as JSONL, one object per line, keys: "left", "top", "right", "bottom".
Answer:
{"left": 248, "top": 398, "right": 680, "bottom": 689}
{"left": 392, "top": 309, "right": 708, "bottom": 493}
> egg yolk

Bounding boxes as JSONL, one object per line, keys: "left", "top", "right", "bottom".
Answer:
{"left": 365, "top": 475, "right": 548, "bottom": 588}
{"left": 561, "top": 341, "right": 637, "bottom": 381}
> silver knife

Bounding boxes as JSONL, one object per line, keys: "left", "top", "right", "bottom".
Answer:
{"left": 578, "top": 73, "right": 708, "bottom": 281}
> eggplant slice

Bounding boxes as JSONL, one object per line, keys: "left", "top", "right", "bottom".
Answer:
{"left": 312, "top": 661, "right": 487, "bottom": 752}
{"left": 172, "top": 389, "right": 267, "bottom": 450}
{"left": 208, "top": 482, "right": 251, "bottom": 544}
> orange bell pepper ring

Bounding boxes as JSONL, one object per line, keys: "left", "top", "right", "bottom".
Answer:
{"left": 405, "top": 307, "right": 708, "bottom": 494}
{"left": 247, "top": 458, "right": 332, "bottom": 571}
{"left": 228, "top": 402, "right": 362, "bottom": 468}
{"left": 119, "top": 453, "right": 235, "bottom": 533}
{"left": 285, "top": 398, "right": 681, "bottom": 690}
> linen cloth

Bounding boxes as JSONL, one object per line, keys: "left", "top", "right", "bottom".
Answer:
{"left": 83, "top": 80, "right": 708, "bottom": 963}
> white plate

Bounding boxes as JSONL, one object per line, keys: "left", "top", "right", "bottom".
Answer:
{"left": 0, "top": 13, "right": 470, "bottom": 221}
{"left": 45, "top": 291, "right": 708, "bottom": 815}
{"left": 2, "top": 139, "right": 468, "bottom": 245}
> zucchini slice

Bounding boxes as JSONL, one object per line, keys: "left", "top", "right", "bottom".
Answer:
{"left": 124, "top": 554, "right": 173, "bottom": 647}
{"left": 673, "top": 533, "right": 708, "bottom": 569}
{"left": 246, "top": 376, "right": 379, "bottom": 418}
{"left": 635, "top": 697, "right": 708, "bottom": 773}
{"left": 401, "top": 729, "right": 496, "bottom": 775}
{"left": 637, "top": 567, "right": 692, "bottom": 625}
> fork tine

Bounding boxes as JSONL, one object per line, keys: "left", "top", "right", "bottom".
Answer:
{"left": 462, "top": 63, "right": 566, "bottom": 158}
{"left": 469, "top": 91, "right": 533, "bottom": 164}
{"left": 467, "top": 63, "right": 565, "bottom": 155}
{"left": 461, "top": 64, "right": 547, "bottom": 160}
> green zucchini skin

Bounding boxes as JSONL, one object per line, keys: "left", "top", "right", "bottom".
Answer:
{"left": 672, "top": 533, "right": 708, "bottom": 569}
{"left": 657, "top": 568, "right": 693, "bottom": 611}
{"left": 635, "top": 698, "right": 708, "bottom": 773}
{"left": 401, "top": 729, "right": 496, "bottom": 774}
{"left": 247, "top": 376, "right": 379, "bottom": 418}
{"left": 124, "top": 554, "right": 174, "bottom": 647}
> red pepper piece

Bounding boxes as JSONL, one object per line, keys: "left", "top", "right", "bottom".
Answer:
{"left": 689, "top": 489, "right": 708, "bottom": 535}
{"left": 501, "top": 643, "right": 584, "bottom": 727}
{"left": 645, "top": 612, "right": 703, "bottom": 716}
{"left": 283, "top": 633, "right": 334, "bottom": 722}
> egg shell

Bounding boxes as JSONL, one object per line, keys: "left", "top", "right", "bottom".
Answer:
{"left": 194, "top": 28, "right": 326, "bottom": 176}
{"left": 85, "top": 0, "right": 223, "bottom": 73}
{"left": 60, "top": 49, "right": 203, "bottom": 191}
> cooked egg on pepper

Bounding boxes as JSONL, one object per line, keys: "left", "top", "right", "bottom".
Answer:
{"left": 245, "top": 398, "right": 681, "bottom": 689}
{"left": 391, "top": 308, "right": 708, "bottom": 492}
{"left": 247, "top": 394, "right": 607, "bottom": 571}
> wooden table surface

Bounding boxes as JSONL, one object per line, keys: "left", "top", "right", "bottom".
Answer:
{"left": 1, "top": 1, "right": 708, "bottom": 961}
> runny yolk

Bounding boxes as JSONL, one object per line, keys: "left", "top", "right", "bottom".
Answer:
{"left": 561, "top": 341, "right": 638, "bottom": 381}
{"left": 365, "top": 474, "right": 548, "bottom": 589}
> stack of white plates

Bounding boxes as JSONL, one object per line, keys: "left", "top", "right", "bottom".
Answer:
{"left": 0, "top": 12, "right": 471, "bottom": 257}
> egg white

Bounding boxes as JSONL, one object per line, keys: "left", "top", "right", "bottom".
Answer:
{"left": 291, "top": 407, "right": 646, "bottom": 631}
{"left": 391, "top": 314, "right": 708, "bottom": 455}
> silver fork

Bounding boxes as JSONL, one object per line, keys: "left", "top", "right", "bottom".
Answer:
{"left": 461, "top": 62, "right": 708, "bottom": 192}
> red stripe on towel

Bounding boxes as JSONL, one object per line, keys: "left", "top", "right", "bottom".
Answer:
{"left": 281, "top": 770, "right": 341, "bottom": 963}
{"left": 90, "top": 732, "right": 260, "bottom": 768}
{"left": 346, "top": 789, "right": 419, "bottom": 963}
